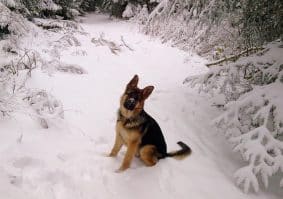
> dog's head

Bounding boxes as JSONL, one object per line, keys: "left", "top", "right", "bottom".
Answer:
{"left": 120, "top": 75, "right": 154, "bottom": 118}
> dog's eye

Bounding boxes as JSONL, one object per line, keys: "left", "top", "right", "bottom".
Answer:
{"left": 127, "top": 92, "right": 139, "bottom": 100}
{"left": 126, "top": 91, "right": 135, "bottom": 95}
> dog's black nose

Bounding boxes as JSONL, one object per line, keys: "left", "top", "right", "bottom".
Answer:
{"left": 124, "top": 98, "right": 136, "bottom": 110}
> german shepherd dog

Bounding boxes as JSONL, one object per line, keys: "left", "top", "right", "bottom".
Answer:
{"left": 109, "top": 75, "right": 191, "bottom": 172}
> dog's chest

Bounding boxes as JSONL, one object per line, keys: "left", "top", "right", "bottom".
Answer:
{"left": 120, "top": 129, "right": 130, "bottom": 144}
{"left": 116, "top": 121, "right": 140, "bottom": 144}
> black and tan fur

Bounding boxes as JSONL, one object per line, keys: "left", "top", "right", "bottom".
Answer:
{"left": 109, "top": 75, "right": 191, "bottom": 172}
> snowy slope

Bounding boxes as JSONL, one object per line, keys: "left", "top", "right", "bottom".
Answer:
{"left": 0, "top": 14, "right": 282, "bottom": 199}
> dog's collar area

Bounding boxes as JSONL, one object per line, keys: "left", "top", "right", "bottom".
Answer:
{"left": 117, "top": 109, "right": 146, "bottom": 129}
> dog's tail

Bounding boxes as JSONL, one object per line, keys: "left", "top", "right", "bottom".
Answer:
{"left": 166, "top": 141, "right": 191, "bottom": 159}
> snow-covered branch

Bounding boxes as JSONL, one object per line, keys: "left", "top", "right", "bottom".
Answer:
{"left": 185, "top": 41, "right": 283, "bottom": 192}
{"left": 215, "top": 84, "right": 283, "bottom": 192}
{"left": 25, "top": 90, "right": 64, "bottom": 128}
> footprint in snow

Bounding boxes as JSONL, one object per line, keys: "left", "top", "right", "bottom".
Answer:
{"left": 13, "top": 157, "right": 44, "bottom": 169}
{"left": 57, "top": 153, "right": 69, "bottom": 162}
{"left": 9, "top": 175, "right": 22, "bottom": 187}
{"left": 95, "top": 136, "right": 109, "bottom": 145}
{"left": 92, "top": 136, "right": 111, "bottom": 153}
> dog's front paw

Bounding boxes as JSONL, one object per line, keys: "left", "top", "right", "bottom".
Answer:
{"left": 108, "top": 152, "right": 117, "bottom": 157}
{"left": 115, "top": 169, "right": 124, "bottom": 173}
{"left": 115, "top": 165, "right": 129, "bottom": 173}
{"left": 102, "top": 152, "right": 113, "bottom": 157}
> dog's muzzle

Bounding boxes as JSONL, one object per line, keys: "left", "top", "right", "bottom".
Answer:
{"left": 124, "top": 97, "right": 136, "bottom": 110}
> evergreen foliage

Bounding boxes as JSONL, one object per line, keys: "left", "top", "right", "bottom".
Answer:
{"left": 143, "top": 0, "right": 282, "bottom": 57}
{"left": 184, "top": 40, "right": 283, "bottom": 193}
{"left": 241, "top": 0, "right": 283, "bottom": 48}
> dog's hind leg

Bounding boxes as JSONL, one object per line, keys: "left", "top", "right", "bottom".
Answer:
{"left": 140, "top": 145, "right": 158, "bottom": 167}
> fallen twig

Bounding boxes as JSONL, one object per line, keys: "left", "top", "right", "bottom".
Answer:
{"left": 91, "top": 33, "right": 122, "bottom": 55}
{"left": 206, "top": 47, "right": 265, "bottom": 67}
{"left": 121, "top": 36, "right": 134, "bottom": 51}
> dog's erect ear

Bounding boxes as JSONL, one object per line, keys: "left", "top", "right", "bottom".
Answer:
{"left": 142, "top": 86, "right": 154, "bottom": 100}
{"left": 126, "top": 74, "right": 139, "bottom": 90}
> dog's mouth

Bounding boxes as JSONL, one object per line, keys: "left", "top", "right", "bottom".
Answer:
{"left": 123, "top": 98, "right": 136, "bottom": 111}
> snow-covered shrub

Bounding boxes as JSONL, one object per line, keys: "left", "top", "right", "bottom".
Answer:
{"left": 0, "top": 48, "right": 65, "bottom": 128}
{"left": 39, "top": 0, "right": 62, "bottom": 17}
{"left": 0, "top": 0, "right": 22, "bottom": 10}
{"left": 122, "top": 2, "right": 149, "bottom": 25}
{"left": 131, "top": 4, "right": 148, "bottom": 24}
{"left": 40, "top": 0, "right": 61, "bottom": 12}
{"left": 71, "top": 49, "right": 87, "bottom": 56}
{"left": 53, "top": 0, "right": 79, "bottom": 19}
{"left": 184, "top": 64, "right": 252, "bottom": 103}
{"left": 184, "top": 42, "right": 282, "bottom": 103}
{"left": 91, "top": 33, "right": 122, "bottom": 54}
{"left": 91, "top": 33, "right": 134, "bottom": 54}
{"left": 33, "top": 17, "right": 83, "bottom": 32}
{"left": 0, "top": 50, "right": 39, "bottom": 117}
{"left": 0, "top": 4, "right": 35, "bottom": 117}
{"left": 1, "top": 0, "right": 88, "bottom": 19}
{"left": 0, "top": 63, "right": 20, "bottom": 116}
{"left": 33, "top": 17, "right": 65, "bottom": 30}
{"left": 122, "top": 2, "right": 150, "bottom": 19}
{"left": 56, "top": 63, "right": 86, "bottom": 74}
{"left": 0, "top": 2, "right": 29, "bottom": 37}
{"left": 1, "top": 47, "right": 65, "bottom": 124}
{"left": 144, "top": 0, "right": 282, "bottom": 59}
{"left": 31, "top": 16, "right": 87, "bottom": 77}
{"left": 58, "top": 33, "right": 81, "bottom": 46}
{"left": 184, "top": 41, "right": 283, "bottom": 192}
{"left": 25, "top": 90, "right": 64, "bottom": 128}
{"left": 107, "top": 0, "right": 156, "bottom": 18}
{"left": 69, "top": 8, "right": 80, "bottom": 17}
{"left": 0, "top": 2, "right": 83, "bottom": 128}
{"left": 1, "top": 0, "right": 62, "bottom": 17}
{"left": 122, "top": 2, "right": 135, "bottom": 18}
{"left": 0, "top": 0, "right": 15, "bottom": 8}
{"left": 144, "top": 0, "right": 243, "bottom": 58}
{"left": 41, "top": 59, "right": 86, "bottom": 75}
{"left": 214, "top": 83, "right": 283, "bottom": 193}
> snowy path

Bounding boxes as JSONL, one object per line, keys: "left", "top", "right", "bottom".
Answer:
{"left": 0, "top": 14, "right": 281, "bottom": 199}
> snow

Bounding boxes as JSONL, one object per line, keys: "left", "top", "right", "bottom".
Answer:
{"left": 0, "top": 13, "right": 282, "bottom": 199}
{"left": 0, "top": 0, "right": 17, "bottom": 8}
{"left": 122, "top": 3, "right": 134, "bottom": 18}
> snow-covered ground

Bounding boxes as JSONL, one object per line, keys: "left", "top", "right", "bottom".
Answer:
{"left": 0, "top": 14, "right": 282, "bottom": 199}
